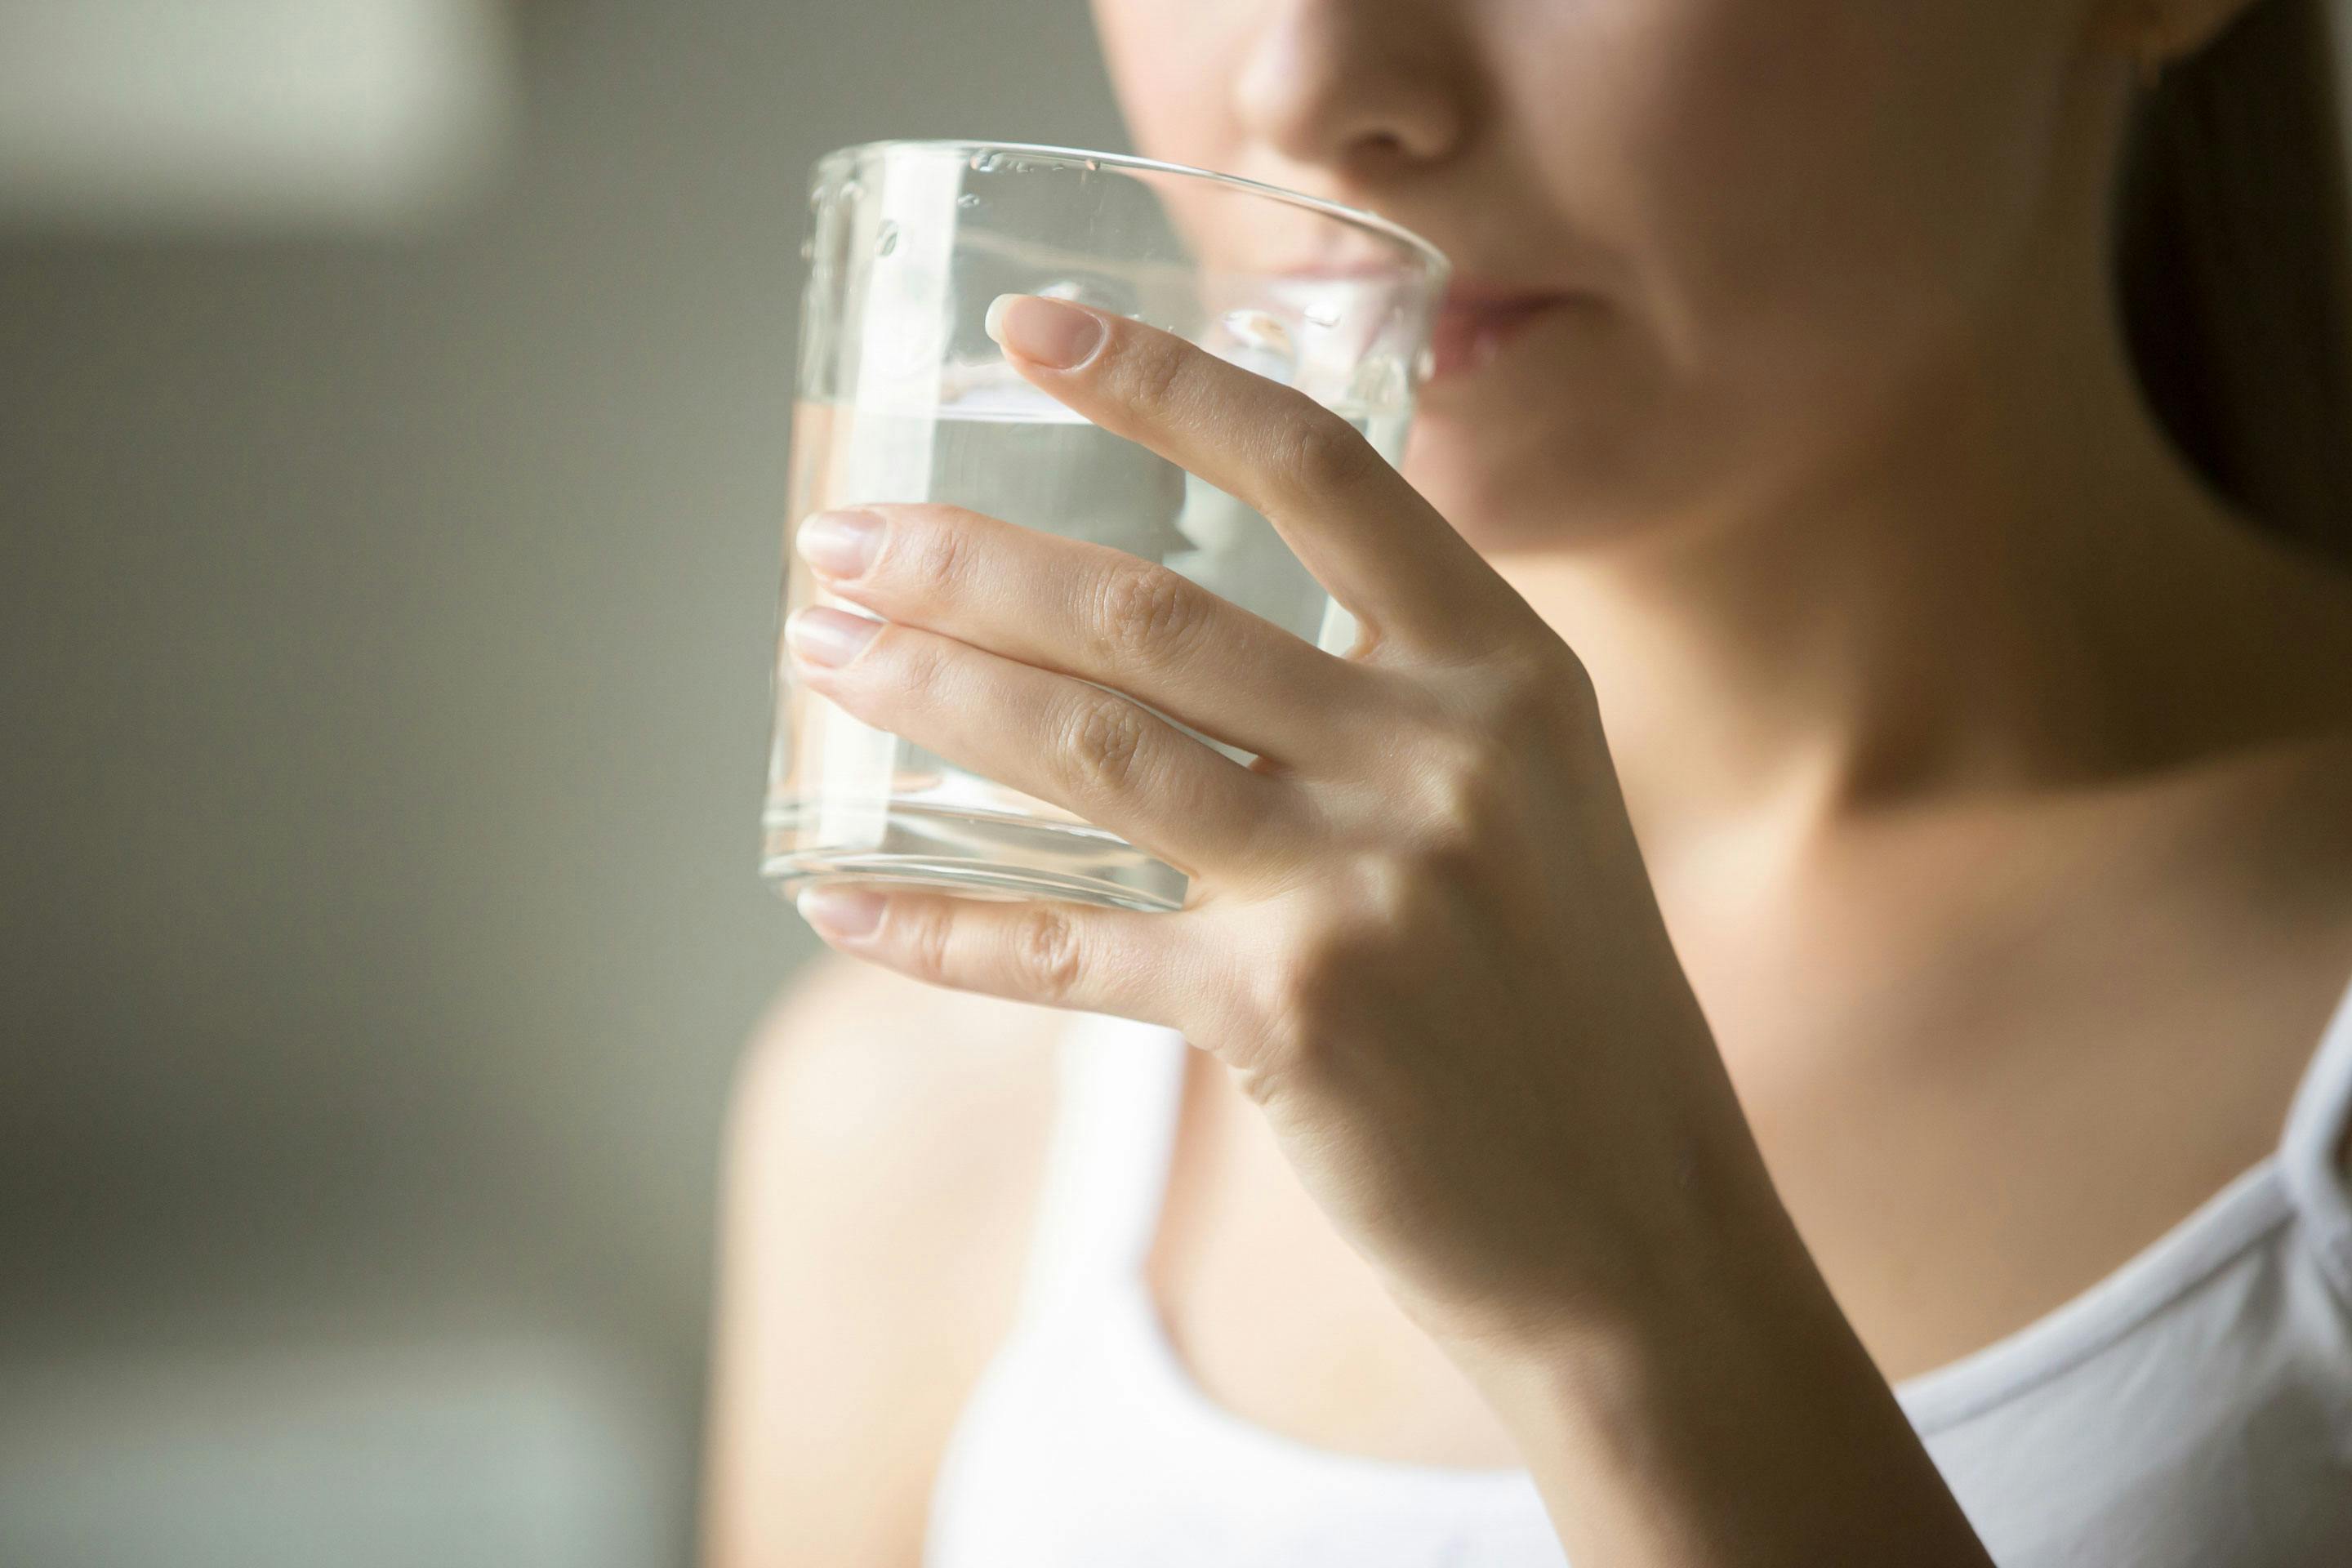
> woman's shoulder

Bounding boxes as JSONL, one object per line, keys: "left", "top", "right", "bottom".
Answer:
{"left": 728, "top": 951, "right": 1067, "bottom": 1200}
{"left": 705, "top": 956, "right": 1067, "bottom": 1567}
{"left": 738, "top": 945, "right": 1072, "bottom": 1128}
{"left": 718, "top": 950, "right": 1068, "bottom": 1352}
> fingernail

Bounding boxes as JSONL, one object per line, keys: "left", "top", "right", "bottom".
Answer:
{"left": 797, "top": 884, "right": 885, "bottom": 938}
{"left": 797, "top": 508, "right": 884, "bottom": 578}
{"left": 786, "top": 605, "right": 882, "bottom": 666}
{"left": 986, "top": 293, "right": 1107, "bottom": 370}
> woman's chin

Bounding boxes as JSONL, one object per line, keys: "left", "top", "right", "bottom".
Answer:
{"left": 1401, "top": 403, "right": 1677, "bottom": 559}
{"left": 1401, "top": 318, "right": 1692, "bottom": 555}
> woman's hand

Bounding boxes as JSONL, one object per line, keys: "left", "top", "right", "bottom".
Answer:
{"left": 783, "top": 292, "right": 1997, "bottom": 1566}
{"left": 782, "top": 292, "right": 1766, "bottom": 1363}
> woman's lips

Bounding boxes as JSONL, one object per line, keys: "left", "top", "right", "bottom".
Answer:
{"left": 1427, "top": 289, "right": 1578, "bottom": 383}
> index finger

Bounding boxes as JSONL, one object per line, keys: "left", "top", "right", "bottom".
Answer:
{"left": 982, "top": 292, "right": 1528, "bottom": 660}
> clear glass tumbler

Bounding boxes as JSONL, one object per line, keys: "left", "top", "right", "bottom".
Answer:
{"left": 764, "top": 139, "right": 1449, "bottom": 913}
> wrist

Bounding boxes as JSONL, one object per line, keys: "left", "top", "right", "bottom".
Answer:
{"left": 1428, "top": 1162, "right": 1993, "bottom": 1568}
{"left": 1441, "top": 1146, "right": 1820, "bottom": 1425}
{"left": 1420, "top": 1086, "right": 1807, "bottom": 1388}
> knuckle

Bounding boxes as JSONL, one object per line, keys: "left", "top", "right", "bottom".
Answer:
{"left": 880, "top": 628, "right": 952, "bottom": 699}
{"left": 1281, "top": 415, "right": 1378, "bottom": 497}
{"left": 901, "top": 514, "right": 979, "bottom": 601}
{"left": 1420, "top": 738, "right": 1516, "bottom": 840}
{"left": 1423, "top": 648, "right": 1593, "bottom": 773}
{"left": 1394, "top": 690, "right": 1516, "bottom": 833}
{"left": 901, "top": 902, "right": 957, "bottom": 986}
{"left": 1093, "top": 562, "right": 1206, "bottom": 667}
{"left": 1350, "top": 844, "right": 1459, "bottom": 935}
{"left": 1012, "top": 902, "right": 1085, "bottom": 1001}
{"left": 1062, "top": 692, "right": 1152, "bottom": 795}
{"left": 1405, "top": 802, "right": 1496, "bottom": 897}
{"left": 1120, "top": 338, "right": 1195, "bottom": 421}
{"left": 1405, "top": 764, "right": 1523, "bottom": 893}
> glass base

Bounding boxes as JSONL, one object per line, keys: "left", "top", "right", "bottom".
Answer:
{"left": 763, "top": 799, "right": 1188, "bottom": 913}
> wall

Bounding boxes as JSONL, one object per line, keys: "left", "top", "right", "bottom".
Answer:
{"left": 0, "top": 2, "right": 1124, "bottom": 1561}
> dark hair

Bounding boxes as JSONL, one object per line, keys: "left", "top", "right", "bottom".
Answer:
{"left": 2115, "top": 0, "right": 2352, "bottom": 567}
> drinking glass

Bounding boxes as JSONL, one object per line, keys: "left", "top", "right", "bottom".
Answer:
{"left": 764, "top": 139, "right": 1449, "bottom": 912}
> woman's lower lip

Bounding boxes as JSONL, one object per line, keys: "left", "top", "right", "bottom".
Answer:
{"left": 1426, "top": 296, "right": 1573, "bottom": 383}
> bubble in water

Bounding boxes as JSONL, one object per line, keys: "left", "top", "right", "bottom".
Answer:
{"left": 841, "top": 176, "right": 864, "bottom": 201}
{"left": 968, "top": 150, "right": 1002, "bottom": 173}
{"left": 798, "top": 235, "right": 813, "bottom": 262}
{"left": 956, "top": 192, "right": 980, "bottom": 209}
{"left": 1218, "top": 308, "right": 1295, "bottom": 360}
{"left": 1303, "top": 301, "right": 1342, "bottom": 328}
{"left": 1083, "top": 157, "right": 1101, "bottom": 172}
{"left": 875, "top": 220, "right": 899, "bottom": 257}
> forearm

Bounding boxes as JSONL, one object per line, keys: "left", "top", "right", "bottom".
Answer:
{"left": 1457, "top": 1178, "right": 1995, "bottom": 1568}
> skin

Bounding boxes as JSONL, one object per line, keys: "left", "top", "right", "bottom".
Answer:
{"left": 704, "top": 0, "right": 2352, "bottom": 1562}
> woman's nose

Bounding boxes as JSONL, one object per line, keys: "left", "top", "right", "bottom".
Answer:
{"left": 1230, "top": 0, "right": 1470, "bottom": 174}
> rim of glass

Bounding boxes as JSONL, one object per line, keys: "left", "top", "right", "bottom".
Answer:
{"left": 816, "top": 138, "right": 1451, "bottom": 278}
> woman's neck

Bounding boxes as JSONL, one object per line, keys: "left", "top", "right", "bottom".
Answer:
{"left": 1481, "top": 220, "right": 2352, "bottom": 875}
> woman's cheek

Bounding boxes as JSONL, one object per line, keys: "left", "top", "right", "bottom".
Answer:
{"left": 1563, "top": 1, "right": 2061, "bottom": 405}
{"left": 1089, "top": 0, "right": 1254, "bottom": 175}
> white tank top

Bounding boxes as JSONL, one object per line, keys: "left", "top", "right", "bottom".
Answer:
{"left": 924, "top": 966, "right": 2352, "bottom": 1566}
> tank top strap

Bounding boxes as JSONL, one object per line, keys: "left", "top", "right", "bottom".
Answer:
{"left": 1009, "top": 1009, "right": 1192, "bottom": 1324}
{"left": 2280, "top": 958, "right": 2352, "bottom": 1301}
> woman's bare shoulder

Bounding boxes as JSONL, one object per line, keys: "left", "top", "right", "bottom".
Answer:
{"left": 730, "top": 951, "right": 1069, "bottom": 1171}
{"left": 703, "top": 955, "right": 1067, "bottom": 1568}
{"left": 717, "top": 950, "right": 1071, "bottom": 1348}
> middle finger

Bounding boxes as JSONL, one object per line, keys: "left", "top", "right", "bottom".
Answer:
{"left": 795, "top": 500, "right": 1383, "bottom": 771}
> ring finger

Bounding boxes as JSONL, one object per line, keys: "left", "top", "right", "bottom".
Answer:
{"left": 786, "top": 605, "right": 1311, "bottom": 880}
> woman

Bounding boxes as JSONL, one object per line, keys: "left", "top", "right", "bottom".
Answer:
{"left": 706, "top": 0, "right": 2352, "bottom": 1561}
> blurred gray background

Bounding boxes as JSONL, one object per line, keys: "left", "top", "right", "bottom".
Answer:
{"left": 0, "top": 2, "right": 1122, "bottom": 1562}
